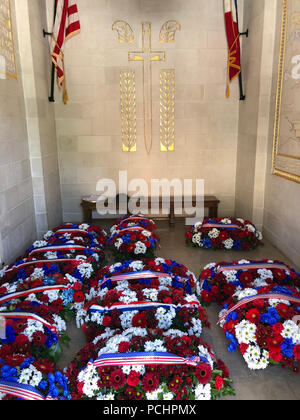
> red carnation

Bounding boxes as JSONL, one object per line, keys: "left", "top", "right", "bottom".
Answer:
{"left": 127, "top": 370, "right": 140, "bottom": 387}
{"left": 214, "top": 376, "right": 224, "bottom": 391}
{"left": 73, "top": 291, "right": 85, "bottom": 303}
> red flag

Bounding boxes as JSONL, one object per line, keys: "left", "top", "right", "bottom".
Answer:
{"left": 50, "top": 0, "right": 80, "bottom": 104}
{"left": 224, "top": 0, "right": 241, "bottom": 98}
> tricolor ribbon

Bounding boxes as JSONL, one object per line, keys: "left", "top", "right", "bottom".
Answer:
{"left": 0, "top": 284, "right": 70, "bottom": 305}
{"left": 201, "top": 223, "right": 245, "bottom": 230}
{"left": 99, "top": 271, "right": 189, "bottom": 288}
{"left": 30, "top": 245, "right": 96, "bottom": 256}
{"left": 0, "top": 311, "right": 58, "bottom": 335}
{"left": 107, "top": 227, "right": 146, "bottom": 244}
{"left": 218, "top": 293, "right": 300, "bottom": 324}
{"left": 0, "top": 380, "right": 51, "bottom": 401}
{"left": 89, "top": 351, "right": 203, "bottom": 369}
{"left": 87, "top": 300, "right": 200, "bottom": 314}
{"left": 119, "top": 217, "right": 152, "bottom": 229}
{"left": 216, "top": 262, "right": 290, "bottom": 274}
{"left": 6, "top": 258, "right": 81, "bottom": 273}
{"left": 55, "top": 229, "right": 89, "bottom": 235}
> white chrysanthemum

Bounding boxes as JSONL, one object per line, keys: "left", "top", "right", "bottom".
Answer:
{"left": 114, "top": 238, "right": 123, "bottom": 250}
{"left": 77, "top": 262, "right": 93, "bottom": 279}
{"left": 281, "top": 320, "right": 299, "bottom": 341}
{"left": 195, "top": 384, "right": 211, "bottom": 400}
{"left": 143, "top": 288, "right": 158, "bottom": 302}
{"left": 223, "top": 238, "right": 234, "bottom": 249}
{"left": 129, "top": 261, "right": 145, "bottom": 271}
{"left": 224, "top": 270, "right": 238, "bottom": 283}
{"left": 52, "top": 314, "right": 67, "bottom": 333}
{"left": 243, "top": 345, "right": 269, "bottom": 370}
{"left": 134, "top": 242, "right": 147, "bottom": 254}
{"left": 257, "top": 269, "right": 273, "bottom": 280}
{"left": 32, "top": 240, "right": 48, "bottom": 249}
{"left": 208, "top": 228, "right": 220, "bottom": 239}
{"left": 221, "top": 218, "right": 231, "bottom": 224}
{"left": 234, "top": 288, "right": 257, "bottom": 301}
{"left": 120, "top": 311, "right": 138, "bottom": 329}
{"left": 79, "top": 224, "right": 90, "bottom": 231}
{"left": 192, "top": 233, "right": 202, "bottom": 246}
{"left": 119, "top": 290, "right": 138, "bottom": 304}
{"left": 235, "top": 320, "right": 257, "bottom": 345}
{"left": 155, "top": 258, "right": 165, "bottom": 265}
{"left": 268, "top": 299, "right": 290, "bottom": 308}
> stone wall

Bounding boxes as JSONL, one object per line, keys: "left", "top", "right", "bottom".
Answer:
{"left": 51, "top": 0, "right": 241, "bottom": 221}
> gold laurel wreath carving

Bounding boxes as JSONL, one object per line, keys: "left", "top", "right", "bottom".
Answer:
{"left": 112, "top": 20, "right": 135, "bottom": 44}
{"left": 159, "top": 20, "right": 181, "bottom": 43}
{"left": 160, "top": 70, "right": 175, "bottom": 152}
{"left": 120, "top": 70, "right": 137, "bottom": 152}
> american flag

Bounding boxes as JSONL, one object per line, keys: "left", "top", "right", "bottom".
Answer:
{"left": 224, "top": 0, "right": 241, "bottom": 97}
{"left": 50, "top": 0, "right": 80, "bottom": 103}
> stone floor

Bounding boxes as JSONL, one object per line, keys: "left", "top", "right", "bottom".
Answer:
{"left": 58, "top": 219, "right": 300, "bottom": 400}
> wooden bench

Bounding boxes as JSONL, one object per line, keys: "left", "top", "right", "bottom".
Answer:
{"left": 81, "top": 195, "right": 220, "bottom": 227}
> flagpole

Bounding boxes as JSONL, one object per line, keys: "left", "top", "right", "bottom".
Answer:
{"left": 234, "top": 0, "right": 248, "bottom": 101}
{"left": 43, "top": 0, "right": 57, "bottom": 102}
{"left": 49, "top": 0, "right": 57, "bottom": 102}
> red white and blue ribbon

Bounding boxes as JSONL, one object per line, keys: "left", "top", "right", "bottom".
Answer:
{"left": 0, "top": 380, "right": 51, "bottom": 401}
{"left": 87, "top": 300, "right": 200, "bottom": 314}
{"left": 99, "top": 271, "right": 189, "bottom": 288}
{"left": 55, "top": 229, "right": 89, "bottom": 235}
{"left": 0, "top": 285, "right": 70, "bottom": 305}
{"left": 201, "top": 222, "right": 245, "bottom": 230}
{"left": 218, "top": 293, "right": 300, "bottom": 324}
{"left": 0, "top": 311, "right": 58, "bottom": 335}
{"left": 6, "top": 258, "right": 81, "bottom": 273}
{"left": 30, "top": 245, "right": 97, "bottom": 256}
{"left": 216, "top": 262, "right": 290, "bottom": 274}
{"left": 119, "top": 217, "right": 152, "bottom": 229}
{"left": 107, "top": 227, "right": 146, "bottom": 244}
{"left": 89, "top": 351, "right": 204, "bottom": 369}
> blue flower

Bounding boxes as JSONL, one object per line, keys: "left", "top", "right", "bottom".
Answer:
{"left": 227, "top": 341, "right": 237, "bottom": 353}
{"left": 202, "top": 238, "right": 212, "bottom": 249}
{"left": 39, "top": 381, "right": 48, "bottom": 391}
{"left": 2, "top": 325, "right": 15, "bottom": 344}
{"left": 281, "top": 338, "right": 294, "bottom": 358}
{"left": 260, "top": 308, "right": 280, "bottom": 326}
